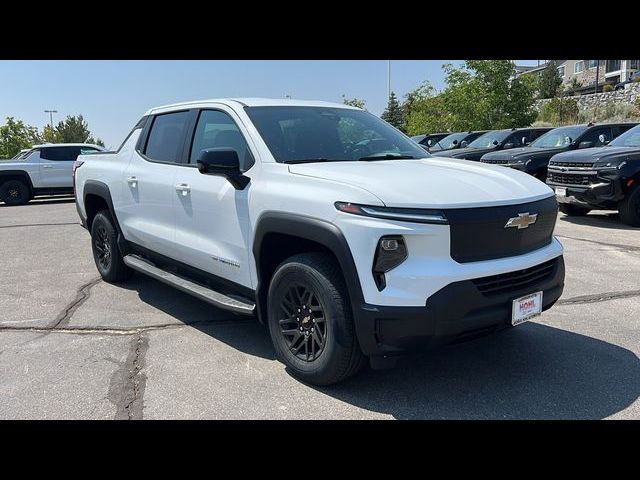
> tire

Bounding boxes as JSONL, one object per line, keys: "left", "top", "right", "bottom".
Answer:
{"left": 0, "top": 179, "right": 31, "bottom": 206}
{"left": 266, "top": 252, "right": 367, "bottom": 385}
{"left": 619, "top": 185, "right": 640, "bottom": 227}
{"left": 90, "top": 210, "right": 133, "bottom": 282}
{"left": 559, "top": 204, "right": 591, "bottom": 216}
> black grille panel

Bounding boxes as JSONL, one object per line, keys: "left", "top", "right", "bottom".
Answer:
{"left": 447, "top": 196, "right": 558, "bottom": 263}
{"left": 548, "top": 161, "right": 594, "bottom": 168}
{"left": 472, "top": 259, "right": 557, "bottom": 296}
{"left": 547, "top": 172, "right": 594, "bottom": 185}
{"left": 482, "top": 159, "right": 508, "bottom": 165}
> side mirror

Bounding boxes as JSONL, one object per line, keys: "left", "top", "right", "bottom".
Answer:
{"left": 578, "top": 141, "right": 594, "bottom": 149}
{"left": 503, "top": 143, "right": 514, "bottom": 150}
{"left": 452, "top": 139, "right": 459, "bottom": 145}
{"left": 598, "top": 134, "right": 609, "bottom": 144}
{"left": 197, "top": 148, "right": 249, "bottom": 189}
{"left": 522, "top": 136, "right": 529, "bottom": 146}
{"left": 426, "top": 138, "right": 433, "bottom": 147}
{"left": 492, "top": 140, "right": 499, "bottom": 146}
{"left": 460, "top": 140, "right": 468, "bottom": 148}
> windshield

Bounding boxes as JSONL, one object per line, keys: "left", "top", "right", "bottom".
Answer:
{"left": 531, "top": 126, "right": 587, "bottom": 148}
{"left": 429, "top": 132, "right": 469, "bottom": 151}
{"left": 609, "top": 125, "right": 640, "bottom": 147}
{"left": 244, "top": 106, "right": 429, "bottom": 163}
{"left": 467, "top": 130, "right": 511, "bottom": 149}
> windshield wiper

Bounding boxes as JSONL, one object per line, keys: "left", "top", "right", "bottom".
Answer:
{"left": 282, "top": 158, "right": 330, "bottom": 164}
{"left": 358, "top": 154, "right": 416, "bottom": 161}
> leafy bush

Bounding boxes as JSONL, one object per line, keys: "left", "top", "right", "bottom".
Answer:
{"left": 578, "top": 103, "right": 640, "bottom": 123}
{"left": 536, "top": 97, "right": 579, "bottom": 125}
{"left": 602, "top": 84, "right": 614, "bottom": 92}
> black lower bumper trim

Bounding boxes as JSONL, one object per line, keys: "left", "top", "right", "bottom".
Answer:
{"left": 354, "top": 256, "right": 565, "bottom": 356}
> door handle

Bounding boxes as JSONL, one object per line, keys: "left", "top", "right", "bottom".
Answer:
{"left": 175, "top": 183, "right": 191, "bottom": 196}
{"left": 42, "top": 165, "right": 54, "bottom": 169}
{"left": 127, "top": 176, "right": 138, "bottom": 188}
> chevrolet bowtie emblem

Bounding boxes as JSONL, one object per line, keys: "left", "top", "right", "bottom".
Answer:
{"left": 505, "top": 212, "right": 538, "bottom": 229}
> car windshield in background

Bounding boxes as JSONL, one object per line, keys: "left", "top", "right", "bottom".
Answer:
{"left": 609, "top": 126, "right": 640, "bottom": 147}
{"left": 244, "top": 106, "right": 429, "bottom": 163}
{"left": 531, "top": 126, "right": 587, "bottom": 148}
{"left": 467, "top": 131, "right": 510, "bottom": 148}
{"left": 429, "top": 132, "right": 468, "bottom": 151}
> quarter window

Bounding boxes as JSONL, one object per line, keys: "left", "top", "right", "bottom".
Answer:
{"left": 189, "top": 110, "right": 254, "bottom": 171}
{"left": 144, "top": 111, "right": 190, "bottom": 163}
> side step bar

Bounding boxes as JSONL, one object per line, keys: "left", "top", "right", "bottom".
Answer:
{"left": 123, "top": 254, "right": 255, "bottom": 315}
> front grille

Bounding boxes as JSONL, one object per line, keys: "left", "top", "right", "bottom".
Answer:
{"left": 549, "top": 161, "right": 594, "bottom": 168}
{"left": 482, "top": 159, "right": 508, "bottom": 165}
{"left": 447, "top": 196, "right": 558, "bottom": 263}
{"left": 547, "top": 172, "right": 593, "bottom": 186}
{"left": 472, "top": 259, "right": 556, "bottom": 296}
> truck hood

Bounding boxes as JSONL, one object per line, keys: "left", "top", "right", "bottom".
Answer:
{"left": 481, "top": 146, "right": 568, "bottom": 162}
{"left": 288, "top": 158, "right": 553, "bottom": 208}
{"left": 435, "top": 146, "right": 496, "bottom": 159}
{"left": 551, "top": 146, "right": 640, "bottom": 162}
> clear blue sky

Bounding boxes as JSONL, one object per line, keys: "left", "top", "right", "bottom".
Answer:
{"left": 0, "top": 60, "right": 540, "bottom": 149}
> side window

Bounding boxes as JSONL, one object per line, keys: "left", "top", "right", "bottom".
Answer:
{"left": 40, "top": 146, "right": 82, "bottom": 161}
{"left": 531, "top": 129, "right": 548, "bottom": 142}
{"left": 144, "top": 111, "right": 190, "bottom": 163}
{"left": 613, "top": 124, "right": 635, "bottom": 138}
{"left": 506, "top": 133, "right": 526, "bottom": 146}
{"left": 189, "top": 110, "right": 254, "bottom": 171}
{"left": 580, "top": 127, "right": 612, "bottom": 147}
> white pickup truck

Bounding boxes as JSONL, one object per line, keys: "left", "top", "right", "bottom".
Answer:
{"left": 74, "top": 98, "right": 565, "bottom": 385}
{"left": 0, "top": 143, "right": 104, "bottom": 205}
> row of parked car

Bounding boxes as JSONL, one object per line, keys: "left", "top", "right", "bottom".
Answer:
{"left": 412, "top": 122, "right": 640, "bottom": 226}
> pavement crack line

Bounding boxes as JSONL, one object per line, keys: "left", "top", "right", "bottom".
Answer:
{"left": 0, "top": 222, "right": 80, "bottom": 229}
{"left": 558, "top": 289, "right": 640, "bottom": 305}
{"left": 555, "top": 234, "right": 640, "bottom": 253}
{"left": 50, "top": 277, "right": 103, "bottom": 329}
{"left": 109, "top": 333, "right": 149, "bottom": 420}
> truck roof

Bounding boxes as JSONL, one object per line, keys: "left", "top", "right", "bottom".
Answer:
{"left": 145, "top": 97, "right": 360, "bottom": 115}
{"left": 30, "top": 143, "right": 105, "bottom": 149}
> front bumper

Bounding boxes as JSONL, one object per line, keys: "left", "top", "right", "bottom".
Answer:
{"left": 353, "top": 255, "right": 565, "bottom": 356}
{"left": 548, "top": 174, "right": 625, "bottom": 209}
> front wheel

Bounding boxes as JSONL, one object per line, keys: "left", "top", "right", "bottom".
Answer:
{"left": 0, "top": 179, "right": 31, "bottom": 206}
{"left": 90, "top": 210, "right": 133, "bottom": 282}
{"left": 266, "top": 252, "right": 366, "bottom": 385}
{"left": 559, "top": 204, "right": 591, "bottom": 216}
{"left": 618, "top": 186, "right": 640, "bottom": 227}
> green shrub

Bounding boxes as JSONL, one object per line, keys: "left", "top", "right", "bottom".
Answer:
{"left": 536, "top": 97, "right": 579, "bottom": 125}
{"left": 578, "top": 103, "right": 640, "bottom": 123}
{"left": 602, "top": 84, "right": 614, "bottom": 92}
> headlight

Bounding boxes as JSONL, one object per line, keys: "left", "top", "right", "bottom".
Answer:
{"left": 594, "top": 158, "right": 626, "bottom": 169}
{"left": 335, "top": 202, "right": 448, "bottom": 225}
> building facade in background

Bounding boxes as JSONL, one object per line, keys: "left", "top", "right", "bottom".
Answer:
{"left": 517, "top": 60, "right": 640, "bottom": 92}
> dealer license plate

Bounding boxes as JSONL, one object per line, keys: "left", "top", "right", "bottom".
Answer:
{"left": 555, "top": 187, "right": 567, "bottom": 196}
{"left": 512, "top": 291, "right": 543, "bottom": 326}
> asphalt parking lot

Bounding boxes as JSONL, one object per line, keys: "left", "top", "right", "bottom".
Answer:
{"left": 1, "top": 197, "right": 639, "bottom": 419}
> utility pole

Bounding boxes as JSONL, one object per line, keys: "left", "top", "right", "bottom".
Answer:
{"left": 387, "top": 60, "right": 391, "bottom": 100}
{"left": 44, "top": 109, "right": 57, "bottom": 129}
{"left": 594, "top": 60, "right": 600, "bottom": 95}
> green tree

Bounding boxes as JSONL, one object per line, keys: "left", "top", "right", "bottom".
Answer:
{"left": 538, "top": 60, "right": 563, "bottom": 99}
{"left": 0, "top": 117, "right": 41, "bottom": 159}
{"left": 341, "top": 95, "right": 366, "bottom": 110}
{"left": 381, "top": 92, "right": 404, "bottom": 131}
{"left": 54, "top": 114, "right": 94, "bottom": 143}
{"left": 405, "top": 96, "right": 452, "bottom": 135}
{"left": 536, "top": 97, "right": 579, "bottom": 125}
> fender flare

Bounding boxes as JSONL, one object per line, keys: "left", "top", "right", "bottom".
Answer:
{"left": 0, "top": 170, "right": 34, "bottom": 193}
{"left": 252, "top": 211, "right": 365, "bottom": 325}
{"left": 82, "top": 180, "right": 129, "bottom": 255}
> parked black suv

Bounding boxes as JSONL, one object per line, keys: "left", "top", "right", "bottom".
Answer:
{"left": 411, "top": 132, "right": 451, "bottom": 151}
{"left": 546, "top": 124, "right": 640, "bottom": 226}
{"left": 435, "top": 128, "right": 551, "bottom": 161}
{"left": 480, "top": 123, "right": 637, "bottom": 181}
{"left": 428, "top": 130, "right": 488, "bottom": 153}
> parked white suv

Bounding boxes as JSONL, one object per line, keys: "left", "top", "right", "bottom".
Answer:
{"left": 74, "top": 98, "right": 565, "bottom": 385}
{"left": 0, "top": 143, "right": 104, "bottom": 205}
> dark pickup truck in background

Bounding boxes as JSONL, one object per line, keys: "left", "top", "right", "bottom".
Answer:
{"left": 480, "top": 123, "right": 637, "bottom": 181}
{"left": 427, "top": 130, "right": 488, "bottom": 153}
{"left": 435, "top": 127, "right": 551, "bottom": 162}
{"left": 546, "top": 124, "right": 640, "bottom": 226}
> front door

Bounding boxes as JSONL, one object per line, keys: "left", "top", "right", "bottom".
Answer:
{"left": 172, "top": 107, "right": 255, "bottom": 289}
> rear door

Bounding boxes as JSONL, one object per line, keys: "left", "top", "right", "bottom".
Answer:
{"left": 39, "top": 146, "right": 82, "bottom": 188}
{"left": 118, "top": 110, "right": 191, "bottom": 258}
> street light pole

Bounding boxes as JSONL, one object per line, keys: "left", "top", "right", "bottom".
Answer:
{"left": 387, "top": 60, "right": 391, "bottom": 100}
{"left": 44, "top": 109, "right": 57, "bottom": 129}
{"left": 594, "top": 60, "right": 600, "bottom": 95}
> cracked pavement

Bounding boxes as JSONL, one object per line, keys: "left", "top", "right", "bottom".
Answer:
{"left": 0, "top": 197, "right": 639, "bottom": 419}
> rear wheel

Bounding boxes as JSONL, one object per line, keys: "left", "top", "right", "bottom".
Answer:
{"left": 90, "top": 210, "right": 133, "bottom": 282}
{"left": 0, "top": 179, "right": 31, "bottom": 206}
{"left": 559, "top": 204, "right": 591, "bottom": 216}
{"left": 618, "top": 186, "right": 640, "bottom": 227}
{"left": 267, "top": 252, "right": 366, "bottom": 385}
